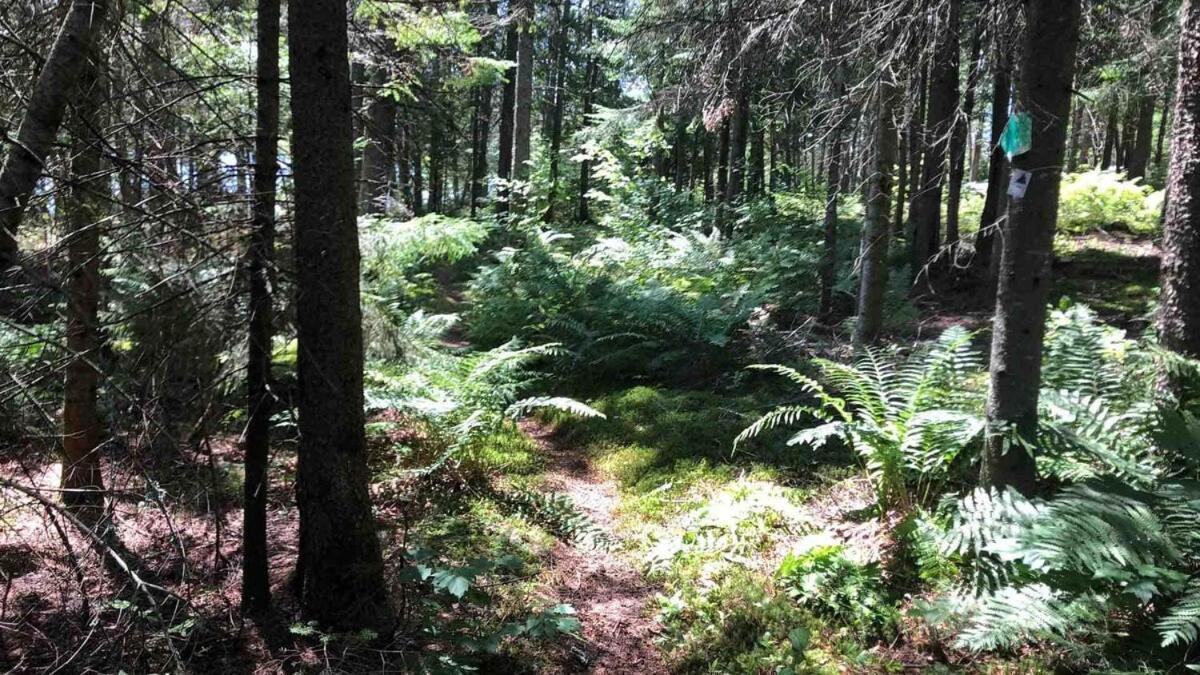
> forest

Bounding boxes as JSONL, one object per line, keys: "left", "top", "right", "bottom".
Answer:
{"left": 1, "top": 0, "right": 1199, "bottom": 671}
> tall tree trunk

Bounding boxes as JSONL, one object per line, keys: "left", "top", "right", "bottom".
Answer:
{"left": 242, "top": 0, "right": 279, "bottom": 616}
{"left": 0, "top": 0, "right": 111, "bottom": 271}
{"left": 1102, "top": 106, "right": 1118, "bottom": 169}
{"left": 748, "top": 120, "right": 765, "bottom": 195}
{"left": 429, "top": 66, "right": 444, "bottom": 215}
{"left": 702, "top": 129, "right": 714, "bottom": 201}
{"left": 397, "top": 124, "right": 413, "bottom": 211}
{"left": 1155, "top": 93, "right": 1171, "bottom": 170}
{"left": 545, "top": 0, "right": 571, "bottom": 218}
{"left": 411, "top": 130, "right": 425, "bottom": 217}
{"left": 947, "top": 21, "right": 982, "bottom": 253}
{"left": 1066, "top": 103, "right": 1084, "bottom": 173}
{"left": 62, "top": 32, "right": 107, "bottom": 528}
{"left": 1128, "top": 94, "right": 1156, "bottom": 179}
{"left": 973, "top": 39, "right": 1011, "bottom": 282}
{"left": 577, "top": 56, "right": 598, "bottom": 222}
{"left": 726, "top": 87, "right": 750, "bottom": 203}
{"left": 896, "top": 119, "right": 908, "bottom": 235}
{"left": 1157, "top": 0, "right": 1200, "bottom": 377}
{"left": 289, "top": 0, "right": 392, "bottom": 633}
{"left": 855, "top": 81, "right": 899, "bottom": 346}
{"left": 511, "top": 0, "right": 535, "bottom": 212}
{"left": 673, "top": 111, "right": 689, "bottom": 192}
{"left": 910, "top": 0, "right": 960, "bottom": 278}
{"left": 497, "top": 22, "right": 518, "bottom": 214}
{"left": 717, "top": 119, "right": 731, "bottom": 199}
{"left": 905, "top": 66, "right": 929, "bottom": 239}
{"left": 359, "top": 68, "right": 396, "bottom": 214}
{"left": 471, "top": 67, "right": 493, "bottom": 216}
{"left": 982, "top": 0, "right": 1081, "bottom": 494}
{"left": 819, "top": 133, "right": 843, "bottom": 319}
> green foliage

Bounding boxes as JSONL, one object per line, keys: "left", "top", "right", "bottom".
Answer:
{"left": 776, "top": 544, "right": 895, "bottom": 638}
{"left": 738, "top": 326, "right": 986, "bottom": 512}
{"left": 466, "top": 226, "right": 768, "bottom": 381}
{"left": 919, "top": 308, "right": 1200, "bottom": 660}
{"left": 1056, "top": 170, "right": 1164, "bottom": 235}
{"left": 957, "top": 170, "right": 1164, "bottom": 238}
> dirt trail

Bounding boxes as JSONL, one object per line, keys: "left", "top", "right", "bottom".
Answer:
{"left": 519, "top": 420, "right": 667, "bottom": 675}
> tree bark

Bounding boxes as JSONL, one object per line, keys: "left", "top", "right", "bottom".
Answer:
{"left": 726, "top": 87, "right": 750, "bottom": 203}
{"left": 359, "top": 68, "right": 396, "bottom": 214}
{"left": 242, "top": 0, "right": 279, "bottom": 616}
{"left": 511, "top": 0, "right": 535, "bottom": 211}
{"left": 1157, "top": 0, "right": 1200, "bottom": 370}
{"left": 909, "top": 0, "right": 960, "bottom": 278}
{"left": 1155, "top": 93, "right": 1171, "bottom": 170}
{"left": 497, "top": 22, "right": 518, "bottom": 214}
{"left": 819, "top": 132, "right": 843, "bottom": 319}
{"left": 62, "top": 31, "right": 107, "bottom": 529}
{"left": 545, "top": 0, "right": 571, "bottom": 218}
{"left": 1102, "top": 106, "right": 1118, "bottom": 169}
{"left": 748, "top": 120, "right": 765, "bottom": 195}
{"left": 1128, "top": 94, "right": 1157, "bottom": 179}
{"left": 0, "top": 0, "right": 111, "bottom": 271}
{"left": 289, "top": 0, "right": 392, "bottom": 633}
{"left": 973, "top": 39, "right": 1011, "bottom": 282}
{"left": 855, "top": 81, "right": 898, "bottom": 346}
{"left": 577, "top": 56, "right": 598, "bottom": 222}
{"left": 982, "top": 0, "right": 1081, "bottom": 495}
{"left": 947, "top": 21, "right": 982, "bottom": 252}
{"left": 470, "top": 67, "right": 493, "bottom": 216}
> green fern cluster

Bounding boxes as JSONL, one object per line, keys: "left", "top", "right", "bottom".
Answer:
{"left": 926, "top": 306, "right": 1200, "bottom": 657}
{"left": 737, "top": 326, "right": 985, "bottom": 511}
{"left": 466, "top": 225, "right": 766, "bottom": 381}
{"left": 364, "top": 317, "right": 602, "bottom": 475}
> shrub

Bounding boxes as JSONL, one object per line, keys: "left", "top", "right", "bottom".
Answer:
{"left": 1057, "top": 170, "right": 1163, "bottom": 235}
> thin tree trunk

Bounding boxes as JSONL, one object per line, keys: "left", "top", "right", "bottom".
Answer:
{"left": 905, "top": 66, "right": 929, "bottom": 238}
{"left": 1157, "top": 0, "right": 1200, "bottom": 376}
{"left": 855, "top": 81, "right": 899, "bottom": 346}
{"left": 1102, "top": 106, "right": 1118, "bottom": 169}
{"left": 289, "top": 0, "right": 392, "bottom": 633}
{"left": 819, "top": 133, "right": 843, "bottom": 319}
{"left": 62, "top": 33, "right": 106, "bottom": 528}
{"left": 717, "top": 119, "right": 731, "bottom": 199}
{"left": 1155, "top": 93, "right": 1171, "bottom": 170}
{"left": 577, "top": 56, "right": 598, "bottom": 222}
{"left": 0, "top": 0, "right": 111, "bottom": 270}
{"left": 511, "top": 0, "right": 534, "bottom": 212}
{"left": 702, "top": 129, "right": 714, "bottom": 201}
{"left": 359, "top": 68, "right": 396, "bottom": 214}
{"left": 242, "top": 0, "right": 279, "bottom": 616}
{"left": 726, "top": 87, "right": 750, "bottom": 203}
{"left": 982, "top": 0, "right": 1081, "bottom": 494}
{"left": 1066, "top": 102, "right": 1083, "bottom": 173}
{"left": 748, "top": 120, "right": 765, "bottom": 195}
{"left": 974, "top": 40, "right": 1011, "bottom": 282}
{"left": 1128, "top": 94, "right": 1157, "bottom": 179}
{"left": 397, "top": 124, "right": 413, "bottom": 210}
{"left": 947, "top": 21, "right": 982, "bottom": 253}
{"left": 910, "top": 0, "right": 960, "bottom": 278}
{"left": 471, "top": 60, "right": 493, "bottom": 216}
{"left": 497, "top": 22, "right": 518, "bottom": 213}
{"left": 411, "top": 130, "right": 425, "bottom": 217}
{"left": 545, "top": 0, "right": 571, "bottom": 218}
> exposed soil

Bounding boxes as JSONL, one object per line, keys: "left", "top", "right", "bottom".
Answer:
{"left": 519, "top": 420, "right": 668, "bottom": 675}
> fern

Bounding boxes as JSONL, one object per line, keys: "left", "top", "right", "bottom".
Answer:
{"left": 740, "top": 327, "right": 985, "bottom": 511}
{"left": 1158, "top": 580, "right": 1200, "bottom": 647}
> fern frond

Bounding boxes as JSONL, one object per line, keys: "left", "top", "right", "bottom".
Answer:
{"left": 505, "top": 396, "right": 606, "bottom": 420}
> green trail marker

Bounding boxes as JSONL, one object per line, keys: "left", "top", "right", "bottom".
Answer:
{"left": 1000, "top": 111, "right": 1032, "bottom": 160}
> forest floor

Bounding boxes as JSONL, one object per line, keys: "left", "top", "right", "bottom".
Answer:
{"left": 521, "top": 419, "right": 668, "bottom": 674}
